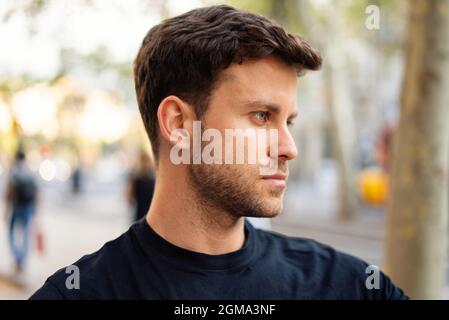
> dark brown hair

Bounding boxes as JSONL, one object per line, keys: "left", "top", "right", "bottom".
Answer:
{"left": 133, "top": 5, "right": 322, "bottom": 159}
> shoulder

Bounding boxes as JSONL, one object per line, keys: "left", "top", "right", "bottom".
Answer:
{"left": 30, "top": 226, "right": 137, "bottom": 300}
{"left": 253, "top": 228, "right": 409, "bottom": 300}
{"left": 255, "top": 228, "right": 367, "bottom": 273}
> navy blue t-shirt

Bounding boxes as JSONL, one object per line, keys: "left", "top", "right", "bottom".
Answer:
{"left": 30, "top": 219, "right": 408, "bottom": 300}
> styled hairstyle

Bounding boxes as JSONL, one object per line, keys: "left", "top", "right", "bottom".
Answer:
{"left": 134, "top": 4, "right": 322, "bottom": 159}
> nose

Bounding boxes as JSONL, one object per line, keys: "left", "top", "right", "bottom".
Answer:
{"left": 270, "top": 125, "right": 298, "bottom": 161}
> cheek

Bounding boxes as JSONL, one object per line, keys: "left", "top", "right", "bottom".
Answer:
{"left": 203, "top": 113, "right": 272, "bottom": 166}
{"left": 222, "top": 163, "right": 258, "bottom": 183}
{"left": 201, "top": 103, "right": 239, "bottom": 128}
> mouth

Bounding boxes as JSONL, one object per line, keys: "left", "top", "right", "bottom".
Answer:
{"left": 261, "top": 173, "right": 288, "bottom": 188}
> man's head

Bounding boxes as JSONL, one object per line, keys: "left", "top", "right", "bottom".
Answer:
{"left": 134, "top": 5, "right": 321, "bottom": 218}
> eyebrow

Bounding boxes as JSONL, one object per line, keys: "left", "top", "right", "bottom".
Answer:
{"left": 243, "top": 99, "right": 298, "bottom": 120}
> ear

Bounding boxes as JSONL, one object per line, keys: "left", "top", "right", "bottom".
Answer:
{"left": 157, "top": 95, "right": 196, "bottom": 146}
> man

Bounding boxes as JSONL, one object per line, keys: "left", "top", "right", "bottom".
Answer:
{"left": 127, "top": 150, "right": 155, "bottom": 221}
{"left": 4, "top": 150, "right": 38, "bottom": 273}
{"left": 30, "top": 5, "right": 408, "bottom": 299}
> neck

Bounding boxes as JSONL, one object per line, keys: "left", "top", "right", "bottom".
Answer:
{"left": 146, "top": 160, "right": 245, "bottom": 255}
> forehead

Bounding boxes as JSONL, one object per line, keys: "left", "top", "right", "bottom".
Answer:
{"left": 213, "top": 56, "right": 298, "bottom": 107}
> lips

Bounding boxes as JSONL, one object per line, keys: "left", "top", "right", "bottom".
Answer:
{"left": 261, "top": 173, "right": 288, "bottom": 188}
{"left": 261, "top": 173, "right": 288, "bottom": 180}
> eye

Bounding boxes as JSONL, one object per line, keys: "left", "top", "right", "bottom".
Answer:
{"left": 287, "top": 119, "right": 295, "bottom": 127}
{"left": 253, "top": 111, "right": 269, "bottom": 123}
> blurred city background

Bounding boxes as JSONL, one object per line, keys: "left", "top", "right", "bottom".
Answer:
{"left": 1, "top": 0, "right": 448, "bottom": 299}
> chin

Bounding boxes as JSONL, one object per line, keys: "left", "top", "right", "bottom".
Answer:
{"left": 251, "top": 199, "right": 283, "bottom": 218}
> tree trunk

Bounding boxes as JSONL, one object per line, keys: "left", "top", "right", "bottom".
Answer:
{"left": 324, "top": 1, "right": 359, "bottom": 220}
{"left": 295, "top": 0, "right": 359, "bottom": 220}
{"left": 384, "top": 0, "right": 449, "bottom": 299}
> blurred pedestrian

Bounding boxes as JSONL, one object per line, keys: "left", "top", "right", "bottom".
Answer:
{"left": 127, "top": 150, "right": 155, "bottom": 221}
{"left": 71, "top": 165, "right": 82, "bottom": 194}
{"left": 375, "top": 124, "right": 395, "bottom": 174}
{"left": 3, "top": 150, "right": 39, "bottom": 273}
